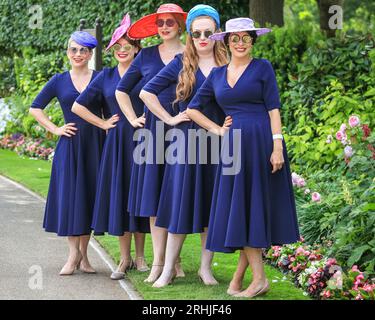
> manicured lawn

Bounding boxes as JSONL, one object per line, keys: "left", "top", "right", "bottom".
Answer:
{"left": 0, "top": 149, "right": 309, "bottom": 300}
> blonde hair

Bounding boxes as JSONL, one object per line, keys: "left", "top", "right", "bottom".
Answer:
{"left": 175, "top": 22, "right": 228, "bottom": 103}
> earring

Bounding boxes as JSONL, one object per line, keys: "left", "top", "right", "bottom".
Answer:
{"left": 178, "top": 27, "right": 182, "bottom": 34}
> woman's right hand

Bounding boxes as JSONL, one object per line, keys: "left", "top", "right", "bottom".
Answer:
{"left": 53, "top": 123, "right": 78, "bottom": 137}
{"left": 130, "top": 113, "right": 146, "bottom": 128}
{"left": 218, "top": 115, "right": 232, "bottom": 136}
{"left": 167, "top": 111, "right": 191, "bottom": 126}
{"left": 101, "top": 114, "right": 120, "bottom": 130}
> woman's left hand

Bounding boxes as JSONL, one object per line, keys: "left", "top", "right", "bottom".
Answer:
{"left": 270, "top": 148, "right": 284, "bottom": 173}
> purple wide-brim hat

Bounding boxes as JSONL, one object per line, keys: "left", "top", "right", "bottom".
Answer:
{"left": 106, "top": 13, "right": 132, "bottom": 51}
{"left": 209, "top": 17, "right": 271, "bottom": 41}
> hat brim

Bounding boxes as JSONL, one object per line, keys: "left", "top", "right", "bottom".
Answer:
{"left": 106, "top": 14, "right": 132, "bottom": 51}
{"left": 127, "top": 12, "right": 188, "bottom": 39}
{"left": 106, "top": 27, "right": 129, "bottom": 51}
{"left": 209, "top": 27, "right": 271, "bottom": 41}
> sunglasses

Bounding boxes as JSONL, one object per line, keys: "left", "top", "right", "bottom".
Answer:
{"left": 191, "top": 30, "right": 214, "bottom": 39}
{"left": 229, "top": 34, "right": 252, "bottom": 44}
{"left": 112, "top": 43, "right": 134, "bottom": 52}
{"left": 68, "top": 47, "right": 90, "bottom": 55}
{"left": 155, "top": 18, "right": 176, "bottom": 28}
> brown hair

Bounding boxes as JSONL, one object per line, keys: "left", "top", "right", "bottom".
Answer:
{"left": 175, "top": 19, "right": 228, "bottom": 103}
{"left": 123, "top": 34, "right": 142, "bottom": 55}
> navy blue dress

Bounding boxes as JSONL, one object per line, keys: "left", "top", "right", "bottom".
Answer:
{"left": 116, "top": 45, "right": 176, "bottom": 217}
{"left": 76, "top": 66, "right": 150, "bottom": 236}
{"left": 189, "top": 58, "right": 300, "bottom": 252}
{"left": 31, "top": 71, "right": 106, "bottom": 236}
{"left": 143, "top": 54, "right": 225, "bottom": 234}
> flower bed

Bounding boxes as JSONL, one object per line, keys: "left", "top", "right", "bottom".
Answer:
{"left": 267, "top": 115, "right": 375, "bottom": 300}
{"left": 265, "top": 239, "right": 375, "bottom": 300}
{"left": 0, "top": 133, "right": 54, "bottom": 161}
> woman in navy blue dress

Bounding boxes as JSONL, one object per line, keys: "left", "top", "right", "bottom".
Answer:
{"left": 140, "top": 5, "right": 230, "bottom": 288}
{"left": 72, "top": 14, "right": 150, "bottom": 280}
{"left": 115, "top": 4, "right": 189, "bottom": 283}
{"left": 187, "top": 18, "right": 300, "bottom": 298}
{"left": 29, "top": 31, "right": 105, "bottom": 275}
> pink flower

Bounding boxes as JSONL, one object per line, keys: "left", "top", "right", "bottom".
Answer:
{"left": 297, "top": 177, "right": 306, "bottom": 187}
{"left": 351, "top": 265, "right": 360, "bottom": 272}
{"left": 292, "top": 172, "right": 300, "bottom": 186}
{"left": 363, "top": 284, "right": 375, "bottom": 293}
{"left": 341, "top": 134, "right": 348, "bottom": 145}
{"left": 312, "top": 192, "right": 321, "bottom": 202}
{"left": 322, "top": 290, "right": 331, "bottom": 299}
{"left": 292, "top": 264, "right": 301, "bottom": 272}
{"left": 355, "top": 294, "right": 363, "bottom": 300}
{"left": 336, "top": 131, "right": 345, "bottom": 141}
{"left": 356, "top": 274, "right": 364, "bottom": 282}
{"left": 344, "top": 146, "right": 353, "bottom": 158}
{"left": 296, "top": 247, "right": 305, "bottom": 255}
{"left": 349, "top": 115, "right": 360, "bottom": 128}
{"left": 340, "top": 123, "right": 347, "bottom": 132}
{"left": 327, "top": 258, "right": 337, "bottom": 266}
{"left": 309, "top": 254, "right": 318, "bottom": 260}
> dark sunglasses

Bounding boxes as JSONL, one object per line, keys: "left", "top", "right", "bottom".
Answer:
{"left": 191, "top": 30, "right": 214, "bottom": 39}
{"left": 229, "top": 34, "right": 252, "bottom": 44}
{"left": 155, "top": 18, "right": 176, "bottom": 28}
{"left": 68, "top": 47, "right": 90, "bottom": 55}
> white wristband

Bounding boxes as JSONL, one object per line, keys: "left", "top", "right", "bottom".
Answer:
{"left": 272, "top": 134, "right": 283, "bottom": 140}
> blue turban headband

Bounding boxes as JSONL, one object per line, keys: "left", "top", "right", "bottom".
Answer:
{"left": 70, "top": 31, "right": 98, "bottom": 49}
{"left": 186, "top": 4, "right": 220, "bottom": 35}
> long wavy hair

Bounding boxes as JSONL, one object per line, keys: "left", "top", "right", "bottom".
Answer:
{"left": 174, "top": 17, "right": 228, "bottom": 104}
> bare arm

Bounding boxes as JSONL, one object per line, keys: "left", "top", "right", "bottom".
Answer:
{"left": 29, "top": 108, "right": 77, "bottom": 137}
{"left": 269, "top": 109, "right": 283, "bottom": 151}
{"left": 186, "top": 108, "right": 231, "bottom": 136}
{"left": 140, "top": 90, "right": 190, "bottom": 126}
{"left": 269, "top": 108, "right": 284, "bottom": 173}
{"left": 71, "top": 102, "right": 119, "bottom": 130}
{"left": 115, "top": 90, "right": 144, "bottom": 128}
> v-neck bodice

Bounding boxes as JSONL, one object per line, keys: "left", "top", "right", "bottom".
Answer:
{"left": 189, "top": 58, "right": 281, "bottom": 119}
{"left": 225, "top": 58, "right": 255, "bottom": 89}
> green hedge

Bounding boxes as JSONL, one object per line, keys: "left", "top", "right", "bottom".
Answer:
{"left": 0, "top": 0, "right": 248, "bottom": 56}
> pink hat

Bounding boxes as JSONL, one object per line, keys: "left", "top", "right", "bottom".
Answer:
{"left": 106, "top": 13, "right": 132, "bottom": 51}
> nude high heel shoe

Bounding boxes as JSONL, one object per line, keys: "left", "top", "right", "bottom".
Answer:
{"left": 234, "top": 279, "right": 270, "bottom": 298}
{"left": 59, "top": 252, "right": 83, "bottom": 276}
{"left": 110, "top": 258, "right": 134, "bottom": 280}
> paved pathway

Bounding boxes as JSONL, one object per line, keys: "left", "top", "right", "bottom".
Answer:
{"left": 0, "top": 175, "right": 141, "bottom": 300}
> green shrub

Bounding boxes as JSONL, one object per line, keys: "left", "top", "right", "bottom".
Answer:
{"left": 284, "top": 34, "right": 374, "bottom": 171}
{"left": 0, "top": 56, "right": 16, "bottom": 98}
{"left": 295, "top": 122, "right": 375, "bottom": 272}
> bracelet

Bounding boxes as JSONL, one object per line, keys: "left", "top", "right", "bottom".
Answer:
{"left": 272, "top": 134, "right": 283, "bottom": 140}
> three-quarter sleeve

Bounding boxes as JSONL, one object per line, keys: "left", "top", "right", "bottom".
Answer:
{"left": 31, "top": 74, "right": 58, "bottom": 109}
{"left": 188, "top": 70, "right": 216, "bottom": 111}
{"left": 116, "top": 51, "right": 143, "bottom": 94}
{"left": 143, "top": 55, "right": 181, "bottom": 95}
{"left": 261, "top": 59, "right": 281, "bottom": 111}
